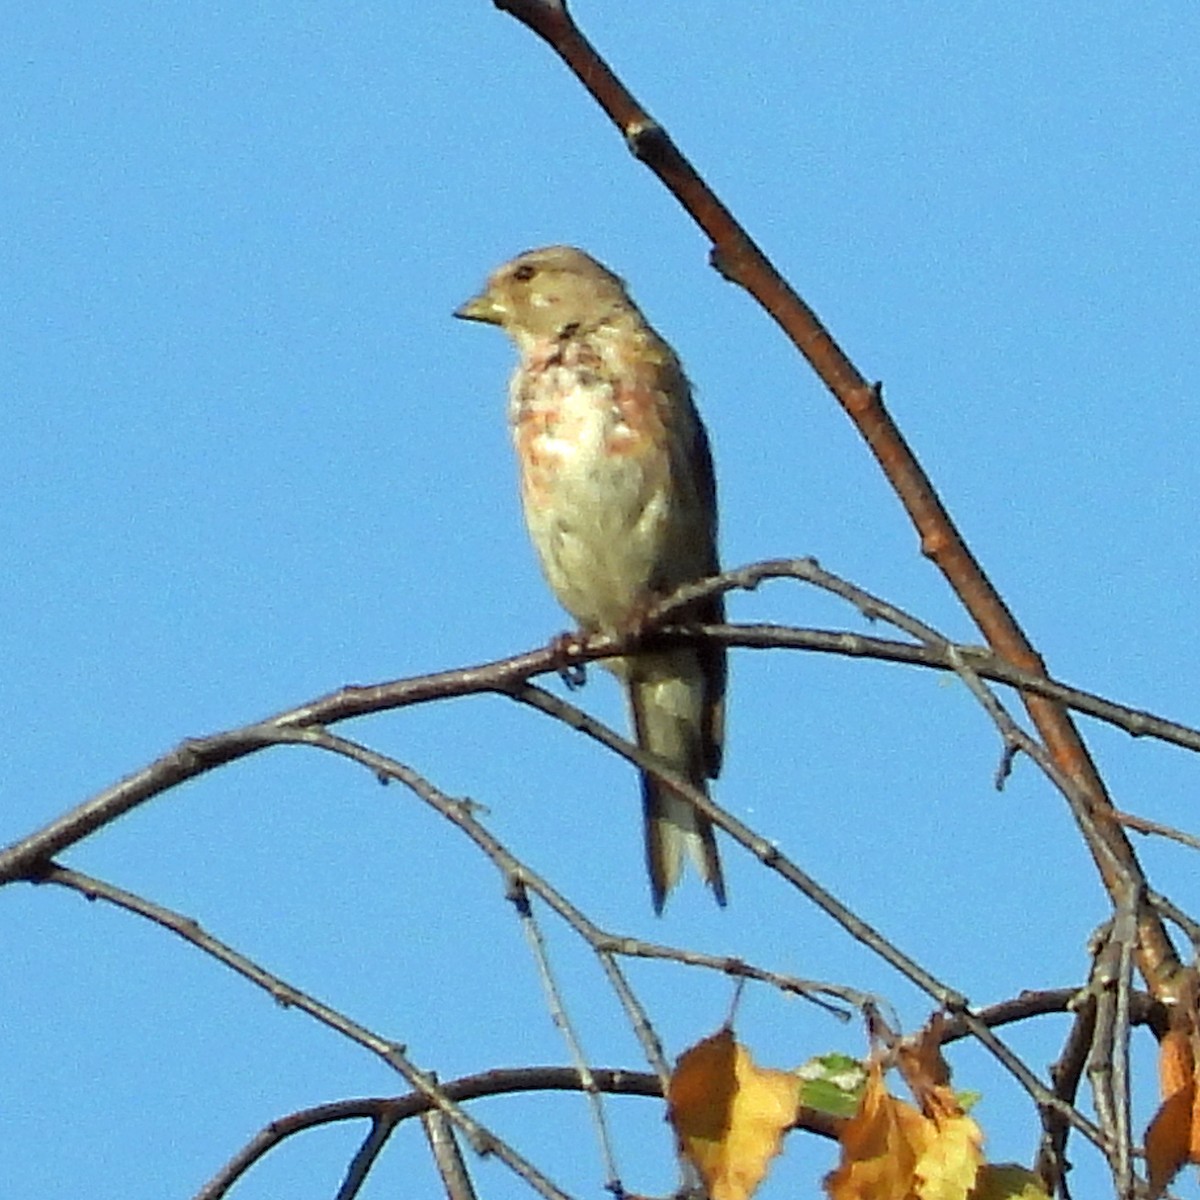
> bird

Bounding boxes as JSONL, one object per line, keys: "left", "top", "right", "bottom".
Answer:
{"left": 455, "top": 245, "right": 726, "bottom": 912}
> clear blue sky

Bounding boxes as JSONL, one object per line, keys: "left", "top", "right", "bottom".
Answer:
{"left": 4, "top": 5, "right": 1199, "bottom": 1197}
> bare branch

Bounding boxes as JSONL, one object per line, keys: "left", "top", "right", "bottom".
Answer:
{"left": 196, "top": 1069, "right": 664, "bottom": 1200}
{"left": 421, "top": 1105, "right": 479, "bottom": 1200}
{"left": 337, "top": 1115, "right": 400, "bottom": 1200}
{"left": 508, "top": 878, "right": 623, "bottom": 1190}
{"left": 6, "top": 560, "right": 1197, "bottom": 890}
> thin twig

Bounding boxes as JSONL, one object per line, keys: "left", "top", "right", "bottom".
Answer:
{"left": 1113, "top": 810, "right": 1200, "bottom": 853}
{"left": 32, "top": 863, "right": 575, "bottom": 1200}
{"left": 337, "top": 1116, "right": 399, "bottom": 1200}
{"left": 421, "top": 1103, "right": 479, "bottom": 1200}
{"left": 1111, "top": 905, "right": 1138, "bottom": 1200}
{"left": 508, "top": 878, "right": 623, "bottom": 1191}
{"left": 1149, "top": 890, "right": 1200, "bottom": 956}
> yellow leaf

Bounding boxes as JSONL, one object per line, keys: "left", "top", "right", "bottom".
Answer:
{"left": 913, "top": 1109, "right": 984, "bottom": 1200}
{"left": 667, "top": 1028, "right": 800, "bottom": 1200}
{"left": 669, "top": 1028, "right": 738, "bottom": 1147}
{"left": 898, "top": 1016, "right": 958, "bottom": 1122}
{"left": 898, "top": 1016, "right": 952, "bottom": 1098}
{"left": 826, "top": 1030, "right": 984, "bottom": 1200}
{"left": 894, "top": 1016, "right": 985, "bottom": 1200}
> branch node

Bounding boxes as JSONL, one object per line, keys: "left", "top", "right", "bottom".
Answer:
{"left": 623, "top": 116, "right": 665, "bottom": 160}
{"left": 709, "top": 244, "right": 739, "bottom": 284}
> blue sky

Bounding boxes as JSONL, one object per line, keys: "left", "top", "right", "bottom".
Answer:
{"left": 4, "top": 4, "right": 1199, "bottom": 1197}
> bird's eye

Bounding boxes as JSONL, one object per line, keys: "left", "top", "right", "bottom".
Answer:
{"left": 512, "top": 264, "right": 537, "bottom": 282}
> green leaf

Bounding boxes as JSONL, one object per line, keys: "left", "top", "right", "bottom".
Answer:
{"left": 795, "top": 1053, "right": 866, "bottom": 1118}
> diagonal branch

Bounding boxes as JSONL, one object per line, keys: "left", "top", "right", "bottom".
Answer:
{"left": 485, "top": 0, "right": 1179, "bottom": 989}
{"left": 35, "top": 863, "right": 576, "bottom": 1200}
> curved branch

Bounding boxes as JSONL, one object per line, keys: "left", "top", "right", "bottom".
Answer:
{"left": 200, "top": 980, "right": 1146, "bottom": 1200}
{"left": 196, "top": 1070, "right": 665, "bottom": 1200}
{"left": 4, "top": 560, "right": 1198, "bottom": 886}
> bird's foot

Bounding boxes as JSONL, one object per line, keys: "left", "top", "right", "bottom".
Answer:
{"left": 549, "top": 631, "right": 587, "bottom": 690}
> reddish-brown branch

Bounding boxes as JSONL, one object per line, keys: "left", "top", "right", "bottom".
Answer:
{"left": 488, "top": 0, "right": 1178, "bottom": 990}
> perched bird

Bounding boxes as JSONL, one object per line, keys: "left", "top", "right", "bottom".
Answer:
{"left": 455, "top": 246, "right": 727, "bottom": 911}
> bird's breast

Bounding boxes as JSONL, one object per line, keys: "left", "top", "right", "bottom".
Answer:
{"left": 509, "top": 358, "right": 673, "bottom": 630}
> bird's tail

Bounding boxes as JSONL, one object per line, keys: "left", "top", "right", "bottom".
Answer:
{"left": 628, "top": 668, "right": 725, "bottom": 913}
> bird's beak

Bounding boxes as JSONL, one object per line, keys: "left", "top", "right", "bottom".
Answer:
{"left": 454, "top": 290, "right": 505, "bottom": 325}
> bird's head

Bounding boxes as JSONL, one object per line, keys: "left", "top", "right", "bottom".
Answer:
{"left": 455, "top": 246, "right": 633, "bottom": 349}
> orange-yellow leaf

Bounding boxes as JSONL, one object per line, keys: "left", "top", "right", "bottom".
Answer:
{"left": 1145, "top": 1020, "right": 1200, "bottom": 1197}
{"left": 1159, "top": 1027, "right": 1193, "bottom": 1101}
{"left": 669, "top": 1028, "right": 738, "bottom": 1148}
{"left": 1146, "top": 1086, "right": 1192, "bottom": 1198}
{"left": 898, "top": 1017, "right": 951, "bottom": 1093}
{"left": 825, "top": 1048, "right": 984, "bottom": 1200}
{"left": 825, "top": 1061, "right": 929, "bottom": 1200}
{"left": 667, "top": 1028, "right": 801, "bottom": 1200}
{"left": 898, "top": 1015, "right": 958, "bottom": 1123}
